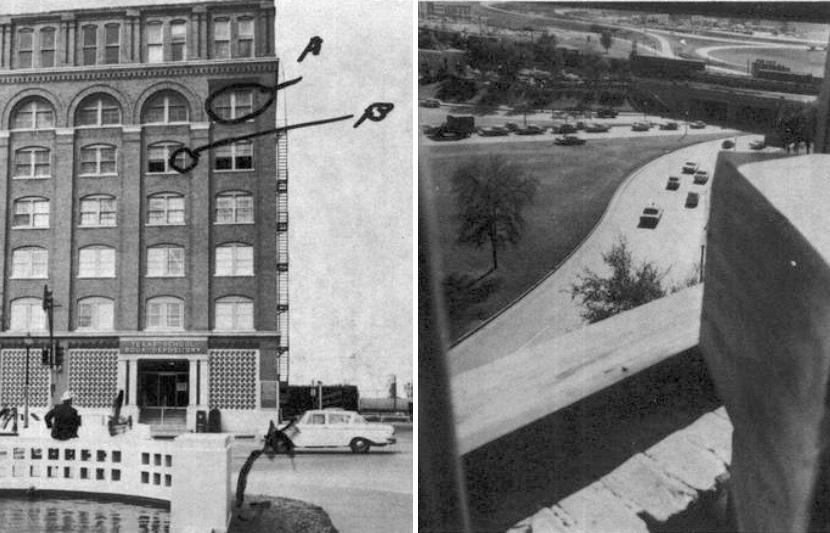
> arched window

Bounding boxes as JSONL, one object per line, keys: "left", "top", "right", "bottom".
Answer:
{"left": 11, "top": 246, "right": 48, "bottom": 279}
{"left": 79, "top": 194, "right": 117, "bottom": 227}
{"left": 147, "top": 141, "right": 187, "bottom": 173}
{"left": 214, "top": 140, "right": 252, "bottom": 170}
{"left": 171, "top": 20, "right": 187, "bottom": 61}
{"left": 237, "top": 17, "right": 254, "bottom": 57}
{"left": 13, "top": 197, "right": 49, "bottom": 228}
{"left": 10, "top": 297, "right": 46, "bottom": 331}
{"left": 76, "top": 94, "right": 121, "bottom": 126}
{"left": 145, "top": 296, "right": 184, "bottom": 330}
{"left": 215, "top": 191, "right": 253, "bottom": 223}
{"left": 80, "top": 145, "right": 117, "bottom": 175}
{"left": 40, "top": 28, "right": 56, "bottom": 67}
{"left": 17, "top": 29, "right": 33, "bottom": 68}
{"left": 12, "top": 97, "right": 55, "bottom": 130}
{"left": 78, "top": 245, "right": 116, "bottom": 278}
{"left": 14, "top": 147, "right": 50, "bottom": 178}
{"left": 215, "top": 243, "right": 253, "bottom": 276}
{"left": 142, "top": 91, "right": 189, "bottom": 124}
{"left": 215, "top": 296, "right": 254, "bottom": 330}
{"left": 77, "top": 297, "right": 114, "bottom": 331}
{"left": 147, "top": 193, "right": 185, "bottom": 225}
{"left": 147, "top": 245, "right": 185, "bottom": 277}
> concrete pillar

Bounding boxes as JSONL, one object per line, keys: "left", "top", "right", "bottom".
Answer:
{"left": 0, "top": 131, "right": 10, "bottom": 319}
{"left": 52, "top": 129, "right": 75, "bottom": 333}
{"left": 170, "top": 433, "right": 232, "bottom": 533}
{"left": 189, "top": 123, "right": 211, "bottom": 330}
{"left": 120, "top": 126, "right": 142, "bottom": 330}
{"left": 199, "top": 355, "right": 208, "bottom": 405}
{"left": 701, "top": 153, "right": 830, "bottom": 532}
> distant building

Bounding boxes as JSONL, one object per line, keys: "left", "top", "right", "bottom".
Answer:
{"left": 419, "top": 48, "right": 468, "bottom": 79}
{"left": 422, "top": 2, "right": 474, "bottom": 21}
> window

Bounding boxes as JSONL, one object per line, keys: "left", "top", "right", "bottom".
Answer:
{"left": 40, "top": 28, "right": 56, "bottom": 67}
{"left": 143, "top": 92, "right": 189, "bottom": 124}
{"left": 78, "top": 246, "right": 116, "bottom": 278}
{"left": 237, "top": 18, "right": 254, "bottom": 57}
{"left": 146, "top": 296, "right": 184, "bottom": 330}
{"left": 147, "top": 22, "right": 163, "bottom": 63}
{"left": 77, "top": 297, "right": 114, "bottom": 331}
{"left": 77, "top": 95, "right": 121, "bottom": 126}
{"left": 147, "top": 245, "right": 185, "bottom": 277}
{"left": 10, "top": 298, "right": 46, "bottom": 331}
{"left": 82, "top": 25, "right": 97, "bottom": 65}
{"left": 13, "top": 197, "right": 49, "bottom": 228}
{"left": 12, "top": 98, "right": 55, "bottom": 130}
{"left": 171, "top": 21, "right": 186, "bottom": 61}
{"left": 80, "top": 145, "right": 117, "bottom": 176}
{"left": 11, "top": 247, "right": 48, "bottom": 279}
{"left": 80, "top": 195, "right": 117, "bottom": 227}
{"left": 105, "top": 24, "right": 120, "bottom": 64}
{"left": 212, "top": 90, "right": 253, "bottom": 121}
{"left": 18, "top": 29, "right": 33, "bottom": 68}
{"left": 214, "top": 141, "right": 252, "bottom": 170}
{"left": 14, "top": 148, "right": 50, "bottom": 178}
{"left": 147, "top": 193, "right": 185, "bottom": 225}
{"left": 215, "top": 243, "right": 253, "bottom": 276}
{"left": 215, "top": 296, "right": 254, "bottom": 330}
{"left": 215, "top": 191, "right": 253, "bottom": 224}
{"left": 213, "top": 18, "right": 230, "bottom": 58}
{"left": 147, "top": 142, "right": 187, "bottom": 173}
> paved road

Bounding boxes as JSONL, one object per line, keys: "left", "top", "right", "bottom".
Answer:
{"left": 230, "top": 426, "right": 413, "bottom": 533}
{"left": 447, "top": 134, "right": 774, "bottom": 376}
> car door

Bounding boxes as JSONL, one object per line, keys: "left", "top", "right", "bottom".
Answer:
{"left": 296, "top": 412, "right": 327, "bottom": 447}
{"left": 327, "top": 412, "right": 353, "bottom": 446}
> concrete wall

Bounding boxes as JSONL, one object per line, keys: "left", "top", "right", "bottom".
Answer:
{"left": 701, "top": 153, "right": 830, "bottom": 532}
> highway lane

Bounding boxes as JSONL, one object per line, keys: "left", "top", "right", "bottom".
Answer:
{"left": 443, "top": 134, "right": 775, "bottom": 377}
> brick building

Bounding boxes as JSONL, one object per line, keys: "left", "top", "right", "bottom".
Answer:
{"left": 0, "top": 0, "right": 288, "bottom": 433}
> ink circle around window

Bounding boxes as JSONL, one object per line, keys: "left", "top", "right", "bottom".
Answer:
{"left": 204, "top": 83, "right": 276, "bottom": 125}
{"left": 169, "top": 147, "right": 199, "bottom": 174}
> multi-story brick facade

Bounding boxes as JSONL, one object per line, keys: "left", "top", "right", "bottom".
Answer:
{"left": 0, "top": 0, "right": 288, "bottom": 433}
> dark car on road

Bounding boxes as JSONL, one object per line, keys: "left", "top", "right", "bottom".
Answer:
{"left": 554, "top": 135, "right": 586, "bottom": 146}
{"left": 666, "top": 176, "right": 681, "bottom": 190}
{"left": 694, "top": 170, "right": 710, "bottom": 184}
{"left": 597, "top": 108, "right": 618, "bottom": 118}
{"left": 639, "top": 205, "right": 663, "bottom": 228}
{"left": 515, "top": 124, "right": 545, "bottom": 135}
{"left": 685, "top": 192, "right": 700, "bottom": 208}
{"left": 690, "top": 120, "right": 706, "bottom": 129}
{"left": 504, "top": 122, "right": 520, "bottom": 131}
{"left": 478, "top": 126, "right": 510, "bottom": 137}
{"left": 584, "top": 123, "right": 611, "bottom": 133}
{"left": 553, "top": 123, "right": 577, "bottom": 134}
{"left": 632, "top": 122, "right": 651, "bottom": 132}
{"left": 659, "top": 122, "right": 679, "bottom": 131}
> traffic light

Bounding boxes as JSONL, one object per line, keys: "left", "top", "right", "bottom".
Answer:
{"left": 55, "top": 346, "right": 65, "bottom": 367}
{"left": 41, "top": 348, "right": 50, "bottom": 366}
{"left": 42, "top": 285, "right": 53, "bottom": 312}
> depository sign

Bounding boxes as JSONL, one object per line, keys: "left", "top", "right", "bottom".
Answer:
{"left": 119, "top": 339, "right": 208, "bottom": 355}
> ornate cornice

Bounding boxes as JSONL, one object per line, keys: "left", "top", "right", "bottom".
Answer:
{"left": 0, "top": 59, "right": 278, "bottom": 86}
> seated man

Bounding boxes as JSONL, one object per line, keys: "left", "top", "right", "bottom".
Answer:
{"left": 45, "top": 391, "right": 81, "bottom": 440}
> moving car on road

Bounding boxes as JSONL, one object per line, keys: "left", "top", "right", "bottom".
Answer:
{"left": 554, "top": 135, "right": 586, "bottom": 146}
{"left": 632, "top": 122, "right": 651, "bottom": 132}
{"left": 596, "top": 108, "right": 618, "bottom": 118}
{"left": 552, "top": 123, "right": 577, "bottom": 134}
{"left": 478, "top": 125, "right": 510, "bottom": 137}
{"left": 659, "top": 122, "right": 679, "bottom": 131}
{"left": 515, "top": 124, "right": 546, "bottom": 135}
{"left": 685, "top": 192, "right": 700, "bottom": 208}
{"left": 682, "top": 161, "right": 700, "bottom": 174}
{"left": 639, "top": 205, "right": 663, "bottom": 228}
{"left": 666, "top": 176, "right": 681, "bottom": 190}
{"left": 584, "top": 123, "right": 611, "bottom": 133}
{"left": 283, "top": 409, "right": 396, "bottom": 454}
{"left": 690, "top": 120, "right": 706, "bottom": 129}
{"left": 694, "top": 170, "right": 710, "bottom": 184}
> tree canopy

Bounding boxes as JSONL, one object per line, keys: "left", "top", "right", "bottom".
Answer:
{"left": 571, "top": 237, "right": 667, "bottom": 323}
{"left": 452, "top": 155, "right": 538, "bottom": 272}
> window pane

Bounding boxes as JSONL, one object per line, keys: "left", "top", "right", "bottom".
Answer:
{"left": 105, "top": 25, "right": 120, "bottom": 45}
{"left": 19, "top": 30, "right": 33, "bottom": 50}
{"left": 36, "top": 106, "right": 54, "bottom": 129}
{"left": 79, "top": 107, "right": 98, "bottom": 125}
{"left": 83, "top": 26, "right": 97, "bottom": 46}
{"left": 215, "top": 247, "right": 232, "bottom": 275}
{"left": 168, "top": 101, "right": 187, "bottom": 122}
{"left": 147, "top": 249, "right": 164, "bottom": 276}
{"left": 100, "top": 248, "right": 116, "bottom": 277}
{"left": 215, "top": 19, "right": 230, "bottom": 40}
{"left": 83, "top": 49, "right": 96, "bottom": 66}
{"left": 101, "top": 106, "right": 120, "bottom": 125}
{"left": 148, "top": 45, "right": 163, "bottom": 64}
{"left": 237, "top": 246, "right": 254, "bottom": 274}
{"left": 147, "top": 23, "right": 162, "bottom": 44}
{"left": 168, "top": 248, "right": 184, "bottom": 275}
{"left": 215, "top": 303, "right": 233, "bottom": 329}
{"left": 235, "top": 91, "right": 253, "bottom": 117}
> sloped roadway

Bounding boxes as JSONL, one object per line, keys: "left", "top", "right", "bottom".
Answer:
{"left": 447, "top": 134, "right": 769, "bottom": 377}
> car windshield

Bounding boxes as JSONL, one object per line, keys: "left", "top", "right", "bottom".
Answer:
{"left": 352, "top": 414, "right": 368, "bottom": 424}
{"left": 644, "top": 208, "right": 658, "bottom": 215}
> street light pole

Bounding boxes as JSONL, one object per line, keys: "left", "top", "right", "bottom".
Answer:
{"left": 24, "top": 333, "right": 32, "bottom": 429}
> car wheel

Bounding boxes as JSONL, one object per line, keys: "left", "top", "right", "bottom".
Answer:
{"left": 350, "top": 438, "right": 371, "bottom": 454}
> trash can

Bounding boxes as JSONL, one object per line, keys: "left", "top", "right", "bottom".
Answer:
{"left": 195, "top": 410, "right": 207, "bottom": 433}
{"left": 208, "top": 408, "right": 221, "bottom": 433}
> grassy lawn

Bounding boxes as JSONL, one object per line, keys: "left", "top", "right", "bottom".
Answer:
{"left": 425, "top": 133, "right": 730, "bottom": 342}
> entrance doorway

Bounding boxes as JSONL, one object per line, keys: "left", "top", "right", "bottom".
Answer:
{"left": 137, "top": 360, "right": 188, "bottom": 427}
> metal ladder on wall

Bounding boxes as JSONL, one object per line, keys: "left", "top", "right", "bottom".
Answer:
{"left": 276, "top": 129, "right": 290, "bottom": 384}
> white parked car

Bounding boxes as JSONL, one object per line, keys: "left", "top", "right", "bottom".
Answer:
{"left": 283, "top": 409, "right": 396, "bottom": 453}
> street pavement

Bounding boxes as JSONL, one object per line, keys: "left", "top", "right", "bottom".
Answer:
{"left": 445, "top": 134, "right": 776, "bottom": 377}
{"left": 230, "top": 426, "right": 413, "bottom": 533}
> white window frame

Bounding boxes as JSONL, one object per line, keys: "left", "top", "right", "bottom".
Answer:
{"left": 145, "top": 296, "right": 185, "bottom": 331}
{"left": 215, "top": 191, "right": 253, "bottom": 224}
{"left": 215, "top": 243, "right": 254, "bottom": 277}
{"left": 78, "top": 245, "right": 116, "bottom": 279}
{"left": 147, "top": 142, "right": 187, "bottom": 174}
{"left": 13, "top": 147, "right": 51, "bottom": 179}
{"left": 143, "top": 92, "right": 189, "bottom": 124}
{"left": 213, "top": 18, "right": 230, "bottom": 58}
{"left": 147, "top": 21, "right": 163, "bottom": 63}
{"left": 80, "top": 145, "right": 117, "bottom": 176}
{"left": 77, "top": 95, "right": 121, "bottom": 127}
{"left": 171, "top": 20, "right": 187, "bottom": 61}
{"left": 40, "top": 27, "right": 56, "bottom": 68}
{"left": 79, "top": 195, "right": 117, "bottom": 227}
{"left": 214, "top": 296, "right": 254, "bottom": 331}
{"left": 214, "top": 141, "right": 253, "bottom": 171}
{"left": 11, "top": 247, "right": 48, "bottom": 279}
{"left": 104, "top": 23, "right": 120, "bottom": 65}
{"left": 147, "top": 245, "right": 185, "bottom": 278}
{"left": 12, "top": 98, "right": 55, "bottom": 130}
{"left": 82, "top": 25, "right": 97, "bottom": 66}
{"left": 17, "top": 29, "right": 33, "bottom": 68}
{"left": 147, "top": 193, "right": 185, "bottom": 226}
{"left": 9, "top": 298, "right": 47, "bottom": 332}
{"left": 237, "top": 17, "right": 254, "bottom": 58}
{"left": 13, "top": 197, "right": 50, "bottom": 229}
{"left": 77, "top": 297, "right": 115, "bottom": 331}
